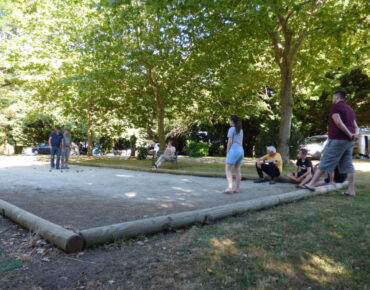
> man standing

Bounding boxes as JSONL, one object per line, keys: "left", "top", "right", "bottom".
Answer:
{"left": 305, "top": 90, "right": 359, "bottom": 195}
{"left": 61, "top": 129, "right": 72, "bottom": 169}
{"left": 49, "top": 126, "right": 64, "bottom": 170}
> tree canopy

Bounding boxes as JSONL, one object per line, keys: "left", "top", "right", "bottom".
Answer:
{"left": 1, "top": 0, "right": 368, "bottom": 160}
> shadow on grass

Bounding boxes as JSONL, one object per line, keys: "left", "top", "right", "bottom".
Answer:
{"left": 167, "top": 171, "right": 370, "bottom": 288}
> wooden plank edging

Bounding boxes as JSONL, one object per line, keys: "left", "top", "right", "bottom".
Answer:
{"left": 0, "top": 199, "right": 83, "bottom": 253}
{"left": 80, "top": 181, "right": 348, "bottom": 247}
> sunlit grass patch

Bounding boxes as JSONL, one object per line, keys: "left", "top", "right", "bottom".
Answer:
{"left": 158, "top": 170, "right": 370, "bottom": 288}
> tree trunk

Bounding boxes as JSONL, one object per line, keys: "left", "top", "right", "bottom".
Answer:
{"left": 270, "top": 14, "right": 307, "bottom": 165}
{"left": 278, "top": 66, "right": 293, "bottom": 164}
{"left": 87, "top": 99, "right": 93, "bottom": 156}
{"left": 157, "top": 104, "right": 165, "bottom": 152}
{"left": 153, "top": 82, "right": 166, "bottom": 152}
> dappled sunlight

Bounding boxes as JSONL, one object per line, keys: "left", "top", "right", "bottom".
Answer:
{"left": 158, "top": 203, "right": 173, "bottom": 208}
{"left": 0, "top": 156, "right": 47, "bottom": 169}
{"left": 264, "top": 260, "right": 298, "bottom": 279}
{"left": 300, "top": 254, "right": 349, "bottom": 283}
{"left": 327, "top": 231, "right": 343, "bottom": 239}
{"left": 172, "top": 186, "right": 194, "bottom": 193}
{"left": 115, "top": 174, "right": 134, "bottom": 178}
{"left": 124, "top": 192, "right": 137, "bottom": 198}
{"left": 209, "top": 238, "right": 239, "bottom": 257}
{"left": 178, "top": 202, "right": 196, "bottom": 208}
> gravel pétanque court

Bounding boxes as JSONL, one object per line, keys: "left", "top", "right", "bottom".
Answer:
{"left": 0, "top": 156, "right": 295, "bottom": 230}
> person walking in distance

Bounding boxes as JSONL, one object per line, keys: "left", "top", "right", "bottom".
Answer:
{"left": 304, "top": 90, "right": 359, "bottom": 195}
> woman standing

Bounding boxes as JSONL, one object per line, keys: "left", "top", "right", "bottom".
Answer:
{"left": 224, "top": 115, "right": 244, "bottom": 193}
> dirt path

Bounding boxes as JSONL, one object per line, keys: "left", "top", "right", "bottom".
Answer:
{"left": 0, "top": 156, "right": 294, "bottom": 230}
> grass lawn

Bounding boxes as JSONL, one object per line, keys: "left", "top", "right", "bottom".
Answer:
{"left": 68, "top": 156, "right": 295, "bottom": 177}
{"left": 135, "top": 168, "right": 369, "bottom": 289}
{"left": 28, "top": 156, "right": 369, "bottom": 288}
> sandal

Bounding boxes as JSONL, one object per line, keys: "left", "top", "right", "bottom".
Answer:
{"left": 296, "top": 185, "right": 305, "bottom": 189}
{"left": 233, "top": 190, "right": 240, "bottom": 194}
{"left": 223, "top": 189, "right": 233, "bottom": 194}
{"left": 304, "top": 184, "right": 315, "bottom": 192}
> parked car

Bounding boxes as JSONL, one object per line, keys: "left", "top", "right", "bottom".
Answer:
{"left": 32, "top": 143, "right": 51, "bottom": 155}
{"left": 300, "top": 135, "right": 328, "bottom": 159}
{"left": 353, "top": 132, "right": 370, "bottom": 158}
{"left": 22, "top": 147, "right": 34, "bottom": 155}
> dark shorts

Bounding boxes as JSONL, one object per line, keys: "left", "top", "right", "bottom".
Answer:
{"left": 292, "top": 171, "right": 306, "bottom": 178}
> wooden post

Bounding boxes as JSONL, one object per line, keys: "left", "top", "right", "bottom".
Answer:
{"left": 0, "top": 199, "right": 83, "bottom": 253}
{"left": 80, "top": 182, "right": 348, "bottom": 247}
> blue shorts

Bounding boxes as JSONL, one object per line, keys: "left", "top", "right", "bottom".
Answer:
{"left": 226, "top": 145, "right": 244, "bottom": 165}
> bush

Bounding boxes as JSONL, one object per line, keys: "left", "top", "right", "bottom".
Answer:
{"left": 136, "top": 146, "right": 148, "bottom": 160}
{"left": 208, "top": 142, "right": 226, "bottom": 156}
{"left": 186, "top": 141, "right": 209, "bottom": 157}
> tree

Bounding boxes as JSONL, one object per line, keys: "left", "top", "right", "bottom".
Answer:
{"left": 173, "top": 0, "right": 368, "bottom": 163}
{"left": 95, "top": 1, "right": 206, "bottom": 150}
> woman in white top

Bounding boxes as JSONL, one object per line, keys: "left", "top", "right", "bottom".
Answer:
{"left": 224, "top": 115, "right": 244, "bottom": 193}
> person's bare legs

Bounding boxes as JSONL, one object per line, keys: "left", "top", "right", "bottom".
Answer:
{"left": 305, "top": 168, "right": 325, "bottom": 189}
{"left": 287, "top": 173, "right": 298, "bottom": 183}
{"left": 234, "top": 163, "right": 242, "bottom": 192}
{"left": 345, "top": 173, "right": 356, "bottom": 195}
{"left": 225, "top": 164, "right": 233, "bottom": 192}
{"left": 298, "top": 174, "right": 312, "bottom": 186}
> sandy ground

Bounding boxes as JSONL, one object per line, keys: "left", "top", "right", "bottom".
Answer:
{"left": 1, "top": 155, "right": 359, "bottom": 230}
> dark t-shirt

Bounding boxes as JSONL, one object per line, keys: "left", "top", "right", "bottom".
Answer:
{"left": 50, "top": 132, "right": 64, "bottom": 147}
{"left": 328, "top": 101, "right": 356, "bottom": 140}
{"left": 296, "top": 158, "right": 313, "bottom": 175}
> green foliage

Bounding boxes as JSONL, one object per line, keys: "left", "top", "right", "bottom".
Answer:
{"left": 1, "top": 0, "right": 368, "bottom": 158}
{"left": 21, "top": 114, "right": 55, "bottom": 145}
{"left": 208, "top": 143, "right": 226, "bottom": 157}
{"left": 186, "top": 141, "right": 209, "bottom": 157}
{"left": 136, "top": 146, "right": 148, "bottom": 160}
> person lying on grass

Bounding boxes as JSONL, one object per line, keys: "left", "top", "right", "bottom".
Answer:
{"left": 287, "top": 149, "right": 313, "bottom": 188}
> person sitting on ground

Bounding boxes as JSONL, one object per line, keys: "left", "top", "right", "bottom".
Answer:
{"left": 152, "top": 140, "right": 176, "bottom": 168}
{"left": 254, "top": 146, "right": 282, "bottom": 184}
{"left": 287, "top": 149, "right": 313, "bottom": 188}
